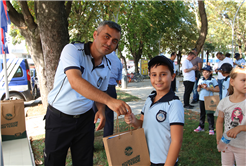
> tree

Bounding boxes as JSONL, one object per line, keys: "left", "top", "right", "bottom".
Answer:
{"left": 194, "top": 1, "right": 208, "bottom": 55}
{"left": 119, "top": 1, "right": 182, "bottom": 73}
{"left": 7, "top": 1, "right": 72, "bottom": 108}
{"left": 161, "top": 1, "right": 198, "bottom": 69}
{"left": 205, "top": 1, "right": 246, "bottom": 55}
{"left": 203, "top": 42, "right": 215, "bottom": 63}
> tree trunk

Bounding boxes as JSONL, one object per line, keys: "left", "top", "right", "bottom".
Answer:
{"left": 195, "top": 1, "right": 208, "bottom": 56}
{"left": 206, "top": 51, "right": 209, "bottom": 63}
{"left": 118, "top": 47, "right": 127, "bottom": 72}
{"left": 7, "top": 1, "right": 70, "bottom": 108}
{"left": 177, "top": 50, "right": 182, "bottom": 75}
{"left": 36, "top": 1, "right": 69, "bottom": 93}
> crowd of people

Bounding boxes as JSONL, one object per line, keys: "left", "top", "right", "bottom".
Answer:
{"left": 44, "top": 20, "right": 245, "bottom": 166}
{"left": 180, "top": 50, "right": 245, "bottom": 166}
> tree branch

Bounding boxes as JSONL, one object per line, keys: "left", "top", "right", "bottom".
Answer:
{"left": 19, "top": 1, "right": 37, "bottom": 31}
{"left": 6, "top": 1, "right": 26, "bottom": 28}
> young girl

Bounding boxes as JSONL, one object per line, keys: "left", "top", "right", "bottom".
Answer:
{"left": 216, "top": 66, "right": 246, "bottom": 166}
{"left": 194, "top": 65, "right": 219, "bottom": 135}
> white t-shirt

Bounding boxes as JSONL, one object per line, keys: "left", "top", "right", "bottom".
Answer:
{"left": 182, "top": 59, "right": 195, "bottom": 82}
{"left": 222, "top": 76, "right": 230, "bottom": 99}
{"left": 217, "top": 57, "right": 233, "bottom": 80}
{"left": 216, "top": 97, "right": 246, "bottom": 149}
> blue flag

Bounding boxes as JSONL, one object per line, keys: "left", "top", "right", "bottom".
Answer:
{"left": 0, "top": 0, "right": 11, "bottom": 54}
{"left": 0, "top": 0, "right": 10, "bottom": 27}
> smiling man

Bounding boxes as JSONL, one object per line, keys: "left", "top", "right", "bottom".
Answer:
{"left": 44, "top": 21, "right": 131, "bottom": 166}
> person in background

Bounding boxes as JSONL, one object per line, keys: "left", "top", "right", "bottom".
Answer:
{"left": 216, "top": 66, "right": 246, "bottom": 166}
{"left": 182, "top": 51, "right": 197, "bottom": 109}
{"left": 217, "top": 63, "right": 232, "bottom": 99}
{"left": 191, "top": 48, "right": 203, "bottom": 104}
{"left": 233, "top": 53, "right": 245, "bottom": 68}
{"left": 44, "top": 21, "right": 131, "bottom": 166}
{"left": 125, "top": 56, "right": 184, "bottom": 166}
{"left": 215, "top": 52, "right": 233, "bottom": 100}
{"left": 194, "top": 65, "right": 219, "bottom": 135}
{"left": 225, "top": 53, "right": 231, "bottom": 58}
{"left": 170, "top": 52, "right": 177, "bottom": 92}
{"left": 94, "top": 48, "right": 123, "bottom": 137}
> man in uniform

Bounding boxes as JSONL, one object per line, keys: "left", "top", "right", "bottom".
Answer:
{"left": 44, "top": 21, "right": 131, "bottom": 166}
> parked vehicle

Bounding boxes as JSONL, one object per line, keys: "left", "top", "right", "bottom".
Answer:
{"left": 0, "top": 58, "right": 34, "bottom": 101}
{"left": 30, "top": 67, "right": 40, "bottom": 99}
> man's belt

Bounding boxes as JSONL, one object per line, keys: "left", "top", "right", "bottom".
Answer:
{"left": 48, "top": 104, "right": 84, "bottom": 118}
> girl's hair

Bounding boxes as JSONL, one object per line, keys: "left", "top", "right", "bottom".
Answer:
{"left": 228, "top": 66, "right": 246, "bottom": 95}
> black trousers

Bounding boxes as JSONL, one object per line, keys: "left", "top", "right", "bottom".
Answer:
{"left": 183, "top": 81, "right": 194, "bottom": 106}
{"left": 171, "top": 77, "right": 176, "bottom": 92}
{"left": 44, "top": 106, "right": 95, "bottom": 166}
{"left": 93, "top": 85, "right": 116, "bottom": 137}
{"left": 199, "top": 100, "right": 214, "bottom": 130}
{"left": 104, "top": 85, "right": 117, "bottom": 137}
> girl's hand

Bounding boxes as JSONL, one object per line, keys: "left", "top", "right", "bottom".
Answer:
{"left": 227, "top": 127, "right": 240, "bottom": 138}
{"left": 124, "top": 112, "right": 135, "bottom": 125}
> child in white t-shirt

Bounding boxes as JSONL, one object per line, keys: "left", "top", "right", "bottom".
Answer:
{"left": 218, "top": 63, "right": 232, "bottom": 99}
{"left": 216, "top": 66, "right": 246, "bottom": 166}
{"left": 194, "top": 65, "right": 219, "bottom": 135}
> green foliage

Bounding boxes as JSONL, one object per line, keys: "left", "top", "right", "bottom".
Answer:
{"left": 9, "top": 1, "right": 35, "bottom": 45}
{"left": 9, "top": 25, "right": 25, "bottom": 44}
{"left": 205, "top": 1, "right": 246, "bottom": 54}
{"left": 161, "top": 1, "right": 198, "bottom": 55}
{"left": 119, "top": 1, "right": 185, "bottom": 60}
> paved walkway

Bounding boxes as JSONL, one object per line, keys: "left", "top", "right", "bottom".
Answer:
{"left": 25, "top": 77, "right": 202, "bottom": 137}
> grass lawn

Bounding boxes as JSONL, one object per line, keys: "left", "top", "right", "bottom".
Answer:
{"left": 29, "top": 91, "right": 221, "bottom": 165}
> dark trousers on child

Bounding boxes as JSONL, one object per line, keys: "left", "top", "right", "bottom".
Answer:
{"left": 199, "top": 100, "right": 214, "bottom": 130}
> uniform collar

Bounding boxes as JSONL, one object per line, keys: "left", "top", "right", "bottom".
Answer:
{"left": 149, "top": 89, "right": 179, "bottom": 104}
{"left": 84, "top": 42, "right": 92, "bottom": 56}
{"left": 202, "top": 75, "right": 212, "bottom": 80}
{"left": 225, "top": 76, "right": 230, "bottom": 81}
{"left": 84, "top": 42, "right": 105, "bottom": 70}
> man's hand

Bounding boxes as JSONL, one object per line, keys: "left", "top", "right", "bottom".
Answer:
{"left": 107, "top": 98, "right": 132, "bottom": 116}
{"left": 94, "top": 109, "right": 106, "bottom": 131}
{"left": 192, "top": 65, "right": 197, "bottom": 70}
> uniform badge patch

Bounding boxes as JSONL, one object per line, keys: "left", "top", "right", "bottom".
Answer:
{"left": 97, "top": 77, "right": 103, "bottom": 87}
{"left": 156, "top": 110, "right": 167, "bottom": 122}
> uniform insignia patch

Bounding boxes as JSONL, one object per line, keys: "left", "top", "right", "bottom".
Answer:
{"left": 97, "top": 77, "right": 103, "bottom": 87}
{"left": 156, "top": 110, "right": 167, "bottom": 122}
